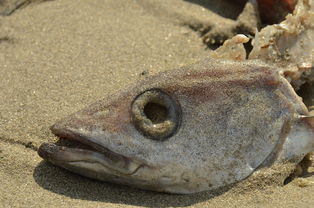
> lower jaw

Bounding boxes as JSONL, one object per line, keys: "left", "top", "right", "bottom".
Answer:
{"left": 38, "top": 142, "right": 142, "bottom": 175}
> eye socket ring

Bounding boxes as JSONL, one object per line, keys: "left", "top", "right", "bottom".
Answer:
{"left": 131, "top": 89, "right": 181, "bottom": 140}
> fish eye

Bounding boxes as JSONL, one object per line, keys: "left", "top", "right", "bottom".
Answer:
{"left": 131, "top": 89, "right": 181, "bottom": 140}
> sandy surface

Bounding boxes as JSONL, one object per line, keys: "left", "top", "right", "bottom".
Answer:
{"left": 1, "top": 0, "right": 314, "bottom": 207}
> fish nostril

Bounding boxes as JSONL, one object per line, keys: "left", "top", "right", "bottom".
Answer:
{"left": 143, "top": 102, "right": 168, "bottom": 124}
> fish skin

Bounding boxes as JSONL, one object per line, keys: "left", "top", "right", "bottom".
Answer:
{"left": 38, "top": 58, "right": 314, "bottom": 194}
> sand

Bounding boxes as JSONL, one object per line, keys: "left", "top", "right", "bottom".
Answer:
{"left": 1, "top": 0, "right": 314, "bottom": 207}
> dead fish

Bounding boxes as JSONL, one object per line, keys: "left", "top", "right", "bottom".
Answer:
{"left": 38, "top": 58, "right": 314, "bottom": 194}
{"left": 38, "top": 0, "right": 314, "bottom": 194}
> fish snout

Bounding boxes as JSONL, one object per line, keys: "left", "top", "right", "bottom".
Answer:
{"left": 49, "top": 111, "right": 101, "bottom": 140}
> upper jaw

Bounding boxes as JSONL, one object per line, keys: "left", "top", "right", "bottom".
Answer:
{"left": 38, "top": 122, "right": 143, "bottom": 175}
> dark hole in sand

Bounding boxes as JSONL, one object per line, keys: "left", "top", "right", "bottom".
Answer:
{"left": 144, "top": 102, "right": 168, "bottom": 124}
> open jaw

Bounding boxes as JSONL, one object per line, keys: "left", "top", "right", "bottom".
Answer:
{"left": 38, "top": 127, "right": 143, "bottom": 177}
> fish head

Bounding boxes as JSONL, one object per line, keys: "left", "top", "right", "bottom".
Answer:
{"left": 38, "top": 59, "right": 314, "bottom": 194}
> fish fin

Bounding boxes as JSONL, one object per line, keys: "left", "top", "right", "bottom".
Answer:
{"left": 300, "top": 111, "right": 314, "bottom": 130}
{"left": 278, "top": 116, "right": 314, "bottom": 162}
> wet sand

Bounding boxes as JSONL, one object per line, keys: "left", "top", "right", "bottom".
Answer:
{"left": 1, "top": 0, "right": 314, "bottom": 207}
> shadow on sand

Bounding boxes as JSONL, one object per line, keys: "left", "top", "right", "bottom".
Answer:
{"left": 182, "top": 0, "right": 245, "bottom": 20}
{"left": 33, "top": 161, "right": 228, "bottom": 207}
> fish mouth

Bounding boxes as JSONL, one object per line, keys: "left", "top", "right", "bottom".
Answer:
{"left": 38, "top": 124, "right": 143, "bottom": 176}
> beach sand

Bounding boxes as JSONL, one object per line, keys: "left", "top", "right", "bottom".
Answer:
{"left": 1, "top": 0, "right": 314, "bottom": 207}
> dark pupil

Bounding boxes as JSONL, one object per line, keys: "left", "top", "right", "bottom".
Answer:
{"left": 143, "top": 102, "right": 168, "bottom": 124}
